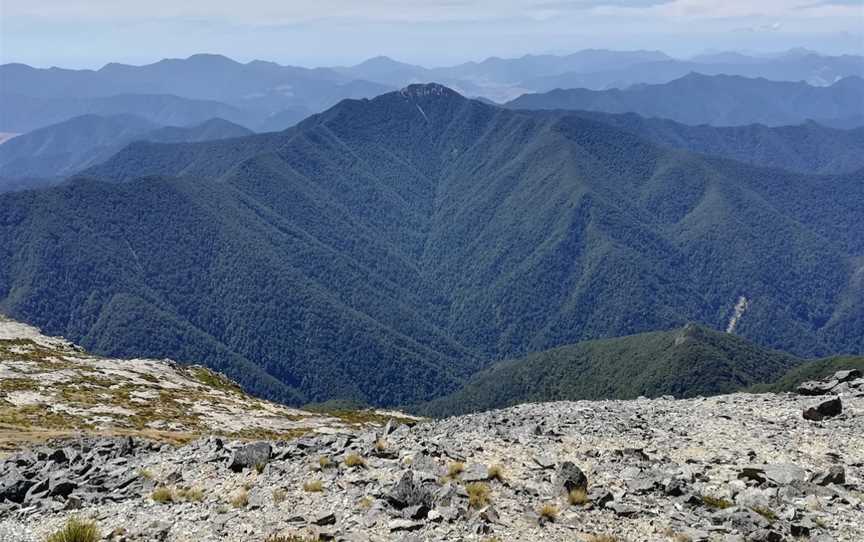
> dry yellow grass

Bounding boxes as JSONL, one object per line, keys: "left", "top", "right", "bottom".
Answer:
{"left": 466, "top": 482, "right": 491, "bottom": 508}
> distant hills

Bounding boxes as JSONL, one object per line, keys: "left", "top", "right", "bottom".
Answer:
{"left": 522, "top": 49, "right": 864, "bottom": 92}
{"left": 1, "top": 84, "right": 862, "bottom": 407}
{"left": 418, "top": 324, "right": 802, "bottom": 416}
{"left": 3, "top": 49, "right": 862, "bottom": 134}
{"left": 506, "top": 73, "right": 864, "bottom": 127}
{"left": 0, "top": 115, "right": 253, "bottom": 189}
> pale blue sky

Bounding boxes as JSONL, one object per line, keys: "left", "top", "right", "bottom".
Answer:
{"left": 1, "top": 0, "right": 862, "bottom": 68}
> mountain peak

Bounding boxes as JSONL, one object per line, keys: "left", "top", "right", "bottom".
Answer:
{"left": 398, "top": 83, "right": 462, "bottom": 99}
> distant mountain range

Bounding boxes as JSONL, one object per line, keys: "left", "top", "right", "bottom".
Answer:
{"left": 3, "top": 49, "right": 862, "bottom": 133}
{"left": 1, "top": 84, "right": 862, "bottom": 407}
{"left": 506, "top": 73, "right": 864, "bottom": 127}
{"left": 0, "top": 115, "right": 253, "bottom": 191}
{"left": 418, "top": 324, "right": 864, "bottom": 416}
{"left": 522, "top": 49, "right": 864, "bottom": 92}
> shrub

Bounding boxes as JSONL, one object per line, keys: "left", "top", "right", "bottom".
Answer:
{"left": 466, "top": 482, "right": 491, "bottom": 509}
{"left": 538, "top": 503, "right": 558, "bottom": 522}
{"left": 151, "top": 486, "right": 174, "bottom": 503}
{"left": 345, "top": 453, "right": 366, "bottom": 468}
{"left": 568, "top": 488, "right": 589, "bottom": 506}
{"left": 303, "top": 480, "right": 324, "bottom": 492}
{"left": 46, "top": 517, "right": 100, "bottom": 542}
{"left": 231, "top": 489, "right": 249, "bottom": 508}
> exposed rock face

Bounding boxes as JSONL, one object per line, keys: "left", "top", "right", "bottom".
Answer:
{"left": 797, "top": 370, "right": 864, "bottom": 396}
{"left": 1, "top": 392, "right": 862, "bottom": 541}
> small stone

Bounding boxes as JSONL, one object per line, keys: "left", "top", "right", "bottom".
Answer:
{"left": 810, "top": 466, "right": 845, "bottom": 486}
{"left": 553, "top": 461, "right": 587, "bottom": 494}
{"left": 227, "top": 442, "right": 271, "bottom": 472}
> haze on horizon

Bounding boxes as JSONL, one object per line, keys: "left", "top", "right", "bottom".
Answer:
{"left": 1, "top": 0, "right": 862, "bottom": 69}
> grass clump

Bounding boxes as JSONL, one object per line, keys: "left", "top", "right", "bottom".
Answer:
{"left": 751, "top": 506, "right": 777, "bottom": 522}
{"left": 46, "top": 517, "right": 100, "bottom": 542}
{"left": 585, "top": 535, "right": 619, "bottom": 542}
{"left": 151, "top": 486, "right": 174, "bottom": 503}
{"left": 466, "top": 482, "right": 491, "bottom": 509}
{"left": 344, "top": 453, "right": 366, "bottom": 468}
{"left": 303, "top": 480, "right": 324, "bottom": 493}
{"left": 231, "top": 488, "right": 249, "bottom": 508}
{"left": 538, "top": 503, "right": 559, "bottom": 522}
{"left": 254, "top": 462, "right": 266, "bottom": 474}
{"left": 176, "top": 486, "right": 204, "bottom": 502}
{"left": 447, "top": 461, "right": 465, "bottom": 479}
{"left": 359, "top": 496, "right": 374, "bottom": 509}
{"left": 487, "top": 464, "right": 505, "bottom": 482}
{"left": 318, "top": 456, "right": 333, "bottom": 469}
{"left": 374, "top": 439, "right": 388, "bottom": 452}
{"left": 701, "top": 495, "right": 733, "bottom": 509}
{"left": 568, "top": 488, "right": 589, "bottom": 506}
{"left": 137, "top": 468, "right": 154, "bottom": 480}
{"left": 273, "top": 488, "right": 287, "bottom": 503}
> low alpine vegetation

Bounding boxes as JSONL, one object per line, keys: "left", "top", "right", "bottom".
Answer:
{"left": 568, "top": 488, "right": 589, "bottom": 506}
{"left": 344, "top": 453, "right": 366, "bottom": 468}
{"left": 231, "top": 488, "right": 249, "bottom": 508}
{"left": 303, "top": 480, "right": 324, "bottom": 492}
{"left": 466, "top": 482, "right": 491, "bottom": 509}
{"left": 701, "top": 495, "right": 733, "bottom": 509}
{"left": 46, "top": 517, "right": 101, "bottom": 542}
{"left": 151, "top": 486, "right": 174, "bottom": 503}
{"left": 487, "top": 464, "right": 505, "bottom": 482}
{"left": 538, "top": 503, "right": 559, "bottom": 522}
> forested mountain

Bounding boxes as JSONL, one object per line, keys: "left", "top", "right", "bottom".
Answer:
{"left": 1, "top": 84, "right": 862, "bottom": 407}
{"left": 0, "top": 115, "right": 254, "bottom": 187}
{"left": 418, "top": 324, "right": 802, "bottom": 416}
{"left": 507, "top": 73, "right": 864, "bottom": 127}
{"left": 559, "top": 112, "right": 864, "bottom": 175}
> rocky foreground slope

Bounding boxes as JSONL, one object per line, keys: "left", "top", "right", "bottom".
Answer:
{"left": 0, "top": 315, "right": 409, "bottom": 451}
{"left": 1, "top": 387, "right": 862, "bottom": 541}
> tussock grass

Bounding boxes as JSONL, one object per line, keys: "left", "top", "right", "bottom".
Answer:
{"left": 447, "top": 461, "right": 465, "bottom": 479}
{"left": 272, "top": 488, "right": 287, "bottom": 503}
{"left": 701, "top": 495, "right": 733, "bottom": 509}
{"left": 466, "top": 482, "right": 491, "bottom": 509}
{"left": 568, "top": 488, "right": 589, "bottom": 506}
{"left": 231, "top": 488, "right": 249, "bottom": 508}
{"left": 538, "top": 503, "right": 558, "bottom": 522}
{"left": 46, "top": 517, "right": 101, "bottom": 542}
{"left": 344, "top": 453, "right": 366, "bottom": 468}
{"left": 303, "top": 480, "right": 324, "bottom": 492}
{"left": 487, "top": 464, "right": 505, "bottom": 482}
{"left": 151, "top": 486, "right": 174, "bottom": 503}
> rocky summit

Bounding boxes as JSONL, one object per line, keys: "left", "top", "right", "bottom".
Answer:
{"left": 1, "top": 389, "right": 862, "bottom": 541}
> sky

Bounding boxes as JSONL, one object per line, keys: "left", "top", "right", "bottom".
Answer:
{"left": 1, "top": 0, "right": 862, "bottom": 68}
